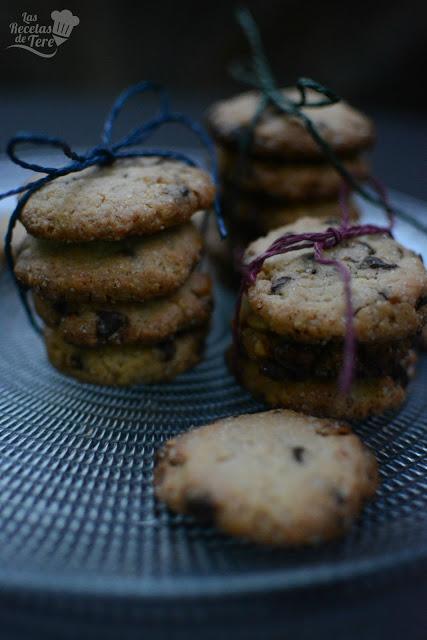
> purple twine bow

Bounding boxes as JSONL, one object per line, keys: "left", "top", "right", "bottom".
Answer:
{"left": 0, "top": 80, "right": 227, "bottom": 333}
{"left": 234, "top": 178, "right": 395, "bottom": 394}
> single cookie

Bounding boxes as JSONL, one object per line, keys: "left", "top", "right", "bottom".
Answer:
{"left": 240, "top": 325, "right": 412, "bottom": 380}
{"left": 243, "top": 217, "right": 427, "bottom": 343}
{"left": 154, "top": 409, "right": 378, "bottom": 545}
{"left": 222, "top": 190, "right": 359, "bottom": 234}
{"left": 207, "top": 88, "right": 375, "bottom": 160}
{"left": 45, "top": 327, "right": 207, "bottom": 386}
{"left": 229, "top": 350, "right": 407, "bottom": 420}
{"left": 219, "top": 148, "right": 369, "bottom": 200}
{"left": 15, "top": 223, "right": 203, "bottom": 304}
{"left": 34, "top": 272, "right": 213, "bottom": 347}
{"left": 20, "top": 157, "right": 215, "bottom": 242}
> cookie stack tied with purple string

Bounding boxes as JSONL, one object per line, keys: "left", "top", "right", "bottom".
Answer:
{"left": 230, "top": 214, "right": 427, "bottom": 420}
{"left": 14, "top": 157, "right": 215, "bottom": 386}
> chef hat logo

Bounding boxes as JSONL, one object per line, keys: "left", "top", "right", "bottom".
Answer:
{"left": 51, "top": 10, "right": 80, "bottom": 46}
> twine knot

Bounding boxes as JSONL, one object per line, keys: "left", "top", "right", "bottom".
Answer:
{"left": 91, "top": 145, "right": 115, "bottom": 166}
{"left": 328, "top": 227, "right": 345, "bottom": 246}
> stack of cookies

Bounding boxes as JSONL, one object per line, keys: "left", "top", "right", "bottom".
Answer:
{"left": 206, "top": 88, "right": 374, "bottom": 243}
{"left": 14, "top": 157, "right": 215, "bottom": 386}
{"left": 231, "top": 217, "right": 427, "bottom": 420}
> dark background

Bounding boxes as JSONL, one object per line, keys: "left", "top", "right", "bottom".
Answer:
{"left": 0, "top": 0, "right": 426, "bottom": 197}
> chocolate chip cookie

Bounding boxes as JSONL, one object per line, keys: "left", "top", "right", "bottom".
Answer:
{"left": 34, "top": 272, "right": 212, "bottom": 346}
{"left": 154, "top": 409, "right": 378, "bottom": 545}
{"left": 20, "top": 157, "right": 215, "bottom": 242}
{"left": 219, "top": 147, "right": 369, "bottom": 200}
{"left": 229, "top": 350, "right": 408, "bottom": 420}
{"left": 207, "top": 88, "right": 375, "bottom": 160}
{"left": 45, "top": 326, "right": 207, "bottom": 386}
{"left": 240, "top": 325, "right": 412, "bottom": 380}
{"left": 15, "top": 223, "right": 203, "bottom": 303}
{"left": 243, "top": 218, "right": 427, "bottom": 343}
{"left": 222, "top": 191, "right": 359, "bottom": 234}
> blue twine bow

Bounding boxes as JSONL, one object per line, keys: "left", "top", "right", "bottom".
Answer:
{"left": 1, "top": 80, "right": 227, "bottom": 333}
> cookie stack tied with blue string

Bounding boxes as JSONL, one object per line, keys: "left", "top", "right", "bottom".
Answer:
{"left": 14, "top": 157, "right": 216, "bottom": 385}
{"left": 230, "top": 216, "right": 427, "bottom": 420}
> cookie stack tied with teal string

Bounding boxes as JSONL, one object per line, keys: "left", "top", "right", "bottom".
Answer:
{"left": 230, "top": 217, "right": 427, "bottom": 420}
{"left": 206, "top": 88, "right": 374, "bottom": 244}
{"left": 14, "top": 157, "right": 215, "bottom": 386}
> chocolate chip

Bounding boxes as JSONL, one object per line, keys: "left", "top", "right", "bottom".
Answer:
{"left": 378, "top": 291, "right": 389, "bottom": 301}
{"left": 360, "top": 256, "right": 398, "bottom": 270}
{"left": 180, "top": 187, "right": 190, "bottom": 197}
{"left": 185, "top": 492, "right": 216, "bottom": 524}
{"left": 96, "top": 311, "right": 128, "bottom": 341}
{"left": 157, "top": 338, "right": 176, "bottom": 362}
{"left": 416, "top": 295, "right": 427, "bottom": 310}
{"left": 122, "top": 173, "right": 128, "bottom": 179}
{"left": 70, "top": 354, "right": 83, "bottom": 370}
{"left": 418, "top": 254, "right": 424, "bottom": 265}
{"left": 292, "top": 446, "right": 306, "bottom": 463}
{"left": 271, "top": 276, "right": 292, "bottom": 294}
{"left": 53, "top": 300, "right": 69, "bottom": 316}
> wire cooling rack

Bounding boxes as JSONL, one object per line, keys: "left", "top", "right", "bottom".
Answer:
{"left": 0, "top": 191, "right": 426, "bottom": 637}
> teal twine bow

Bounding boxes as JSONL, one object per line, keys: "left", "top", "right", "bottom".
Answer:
{"left": 231, "top": 8, "right": 426, "bottom": 233}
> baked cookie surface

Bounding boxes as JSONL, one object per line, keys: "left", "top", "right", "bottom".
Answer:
{"left": 240, "top": 325, "right": 412, "bottom": 380}
{"left": 219, "top": 148, "right": 369, "bottom": 200}
{"left": 45, "top": 327, "right": 207, "bottom": 386}
{"left": 20, "top": 157, "right": 215, "bottom": 242}
{"left": 222, "top": 193, "right": 359, "bottom": 233}
{"left": 243, "top": 218, "right": 427, "bottom": 342}
{"left": 154, "top": 409, "right": 378, "bottom": 545}
{"left": 229, "top": 351, "right": 407, "bottom": 420}
{"left": 15, "top": 223, "right": 203, "bottom": 303}
{"left": 207, "top": 88, "right": 375, "bottom": 160}
{"left": 34, "top": 272, "right": 213, "bottom": 347}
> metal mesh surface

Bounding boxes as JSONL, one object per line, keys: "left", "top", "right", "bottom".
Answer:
{"left": 0, "top": 192, "right": 426, "bottom": 611}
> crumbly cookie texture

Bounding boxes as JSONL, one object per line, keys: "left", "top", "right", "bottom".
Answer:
{"left": 229, "top": 350, "right": 407, "bottom": 420}
{"left": 243, "top": 217, "right": 427, "bottom": 343}
{"left": 154, "top": 409, "right": 378, "bottom": 546}
{"left": 20, "top": 158, "right": 215, "bottom": 242}
{"left": 207, "top": 88, "right": 375, "bottom": 160}
{"left": 219, "top": 147, "right": 369, "bottom": 200}
{"left": 222, "top": 192, "right": 359, "bottom": 234}
{"left": 240, "top": 325, "right": 412, "bottom": 380}
{"left": 45, "top": 327, "right": 207, "bottom": 386}
{"left": 34, "top": 272, "right": 213, "bottom": 347}
{"left": 15, "top": 223, "right": 203, "bottom": 304}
